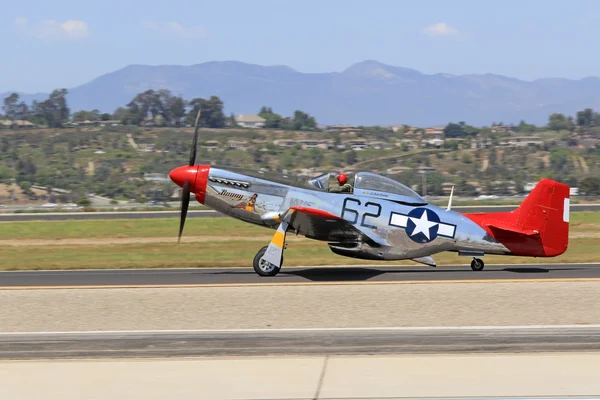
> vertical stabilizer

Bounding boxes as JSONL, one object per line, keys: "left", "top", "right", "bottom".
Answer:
{"left": 464, "top": 179, "right": 570, "bottom": 257}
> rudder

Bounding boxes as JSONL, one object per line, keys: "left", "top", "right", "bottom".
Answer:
{"left": 513, "top": 178, "right": 570, "bottom": 256}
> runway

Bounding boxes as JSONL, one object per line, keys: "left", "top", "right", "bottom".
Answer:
{"left": 2, "top": 325, "right": 600, "bottom": 359}
{"left": 1, "top": 263, "right": 600, "bottom": 289}
{"left": 1, "top": 203, "right": 599, "bottom": 221}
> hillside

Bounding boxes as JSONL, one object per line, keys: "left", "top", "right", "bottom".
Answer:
{"left": 4, "top": 60, "right": 600, "bottom": 126}
{"left": 1, "top": 126, "right": 599, "bottom": 206}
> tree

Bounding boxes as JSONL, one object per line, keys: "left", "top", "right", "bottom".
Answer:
{"left": 18, "top": 180, "right": 32, "bottom": 195}
{"left": 113, "top": 107, "right": 135, "bottom": 124}
{"left": 576, "top": 108, "right": 595, "bottom": 127}
{"left": 292, "top": 110, "right": 317, "bottom": 131}
{"left": 579, "top": 177, "right": 600, "bottom": 195}
{"left": 76, "top": 197, "right": 92, "bottom": 207}
{"left": 548, "top": 113, "right": 570, "bottom": 131}
{"left": 444, "top": 139, "right": 459, "bottom": 150}
{"left": 0, "top": 166, "right": 15, "bottom": 184}
{"left": 32, "top": 89, "right": 70, "bottom": 128}
{"left": 123, "top": 89, "right": 185, "bottom": 125}
{"left": 258, "top": 106, "right": 282, "bottom": 129}
{"left": 185, "top": 96, "right": 226, "bottom": 128}
{"left": 517, "top": 120, "right": 537, "bottom": 133}
{"left": 228, "top": 113, "right": 238, "bottom": 127}
{"left": 309, "top": 148, "right": 324, "bottom": 167}
{"left": 154, "top": 90, "right": 186, "bottom": 125}
{"left": 125, "top": 90, "right": 160, "bottom": 125}
{"left": 3, "top": 93, "right": 19, "bottom": 119}
{"left": 166, "top": 95, "right": 186, "bottom": 125}
{"left": 443, "top": 122, "right": 478, "bottom": 138}
{"left": 2, "top": 93, "right": 30, "bottom": 120}
{"left": 488, "top": 148, "right": 497, "bottom": 166}
{"left": 345, "top": 149, "right": 357, "bottom": 165}
{"left": 279, "top": 117, "right": 295, "bottom": 130}
{"left": 72, "top": 109, "right": 101, "bottom": 122}
{"left": 549, "top": 148, "right": 571, "bottom": 172}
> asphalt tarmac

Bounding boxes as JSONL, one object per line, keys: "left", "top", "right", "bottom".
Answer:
{"left": 2, "top": 325, "right": 600, "bottom": 359}
{"left": 1, "top": 203, "right": 599, "bottom": 221}
{"left": 1, "top": 263, "right": 599, "bottom": 288}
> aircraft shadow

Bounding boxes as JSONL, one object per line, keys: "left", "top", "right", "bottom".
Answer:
{"left": 205, "top": 266, "right": 586, "bottom": 282}
{"left": 503, "top": 267, "right": 549, "bottom": 273}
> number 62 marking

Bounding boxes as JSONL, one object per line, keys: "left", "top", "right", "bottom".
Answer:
{"left": 341, "top": 198, "right": 382, "bottom": 229}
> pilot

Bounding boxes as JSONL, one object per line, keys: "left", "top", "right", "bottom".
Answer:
{"left": 330, "top": 173, "right": 353, "bottom": 193}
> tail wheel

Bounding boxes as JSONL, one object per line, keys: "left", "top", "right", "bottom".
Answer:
{"left": 253, "top": 246, "right": 282, "bottom": 277}
{"left": 471, "top": 258, "right": 484, "bottom": 271}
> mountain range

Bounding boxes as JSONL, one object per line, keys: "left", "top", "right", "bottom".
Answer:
{"left": 3, "top": 60, "right": 600, "bottom": 126}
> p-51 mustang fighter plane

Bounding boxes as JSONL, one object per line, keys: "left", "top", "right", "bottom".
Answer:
{"left": 170, "top": 112, "right": 570, "bottom": 276}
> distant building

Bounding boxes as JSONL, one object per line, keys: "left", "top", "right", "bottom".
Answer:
{"left": 70, "top": 119, "right": 123, "bottom": 127}
{"left": 99, "top": 120, "right": 123, "bottom": 127}
{"left": 299, "top": 139, "right": 333, "bottom": 150}
{"left": 369, "top": 141, "right": 393, "bottom": 150}
{"left": 471, "top": 136, "right": 493, "bottom": 149}
{"left": 422, "top": 138, "right": 444, "bottom": 148}
{"left": 396, "top": 139, "right": 418, "bottom": 151}
{"left": 273, "top": 139, "right": 296, "bottom": 148}
{"left": 144, "top": 173, "right": 169, "bottom": 182}
{"left": 0, "top": 119, "right": 36, "bottom": 129}
{"left": 500, "top": 136, "right": 544, "bottom": 147}
{"left": 490, "top": 124, "right": 514, "bottom": 133}
{"left": 201, "top": 140, "right": 220, "bottom": 151}
{"left": 235, "top": 115, "right": 266, "bottom": 128}
{"left": 441, "top": 182, "right": 456, "bottom": 195}
{"left": 326, "top": 124, "right": 362, "bottom": 134}
{"left": 424, "top": 127, "right": 444, "bottom": 136}
{"left": 347, "top": 139, "right": 369, "bottom": 150}
{"left": 227, "top": 140, "right": 249, "bottom": 151}
{"left": 138, "top": 144, "right": 156, "bottom": 153}
{"left": 386, "top": 166, "right": 410, "bottom": 174}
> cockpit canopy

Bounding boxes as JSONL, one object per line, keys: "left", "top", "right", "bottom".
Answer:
{"left": 308, "top": 171, "right": 427, "bottom": 205}
{"left": 353, "top": 172, "right": 426, "bottom": 205}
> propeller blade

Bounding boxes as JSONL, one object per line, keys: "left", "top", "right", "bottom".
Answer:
{"left": 178, "top": 180, "right": 191, "bottom": 243}
{"left": 179, "top": 108, "right": 201, "bottom": 242}
{"left": 189, "top": 109, "right": 201, "bottom": 166}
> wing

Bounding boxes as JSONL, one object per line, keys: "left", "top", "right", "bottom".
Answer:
{"left": 285, "top": 206, "right": 384, "bottom": 246}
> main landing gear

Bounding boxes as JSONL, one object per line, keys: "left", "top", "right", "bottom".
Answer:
{"left": 470, "top": 258, "right": 485, "bottom": 271}
{"left": 253, "top": 218, "right": 289, "bottom": 277}
{"left": 253, "top": 245, "right": 284, "bottom": 277}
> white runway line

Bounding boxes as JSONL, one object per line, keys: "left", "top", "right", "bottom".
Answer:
{"left": 3, "top": 324, "right": 600, "bottom": 336}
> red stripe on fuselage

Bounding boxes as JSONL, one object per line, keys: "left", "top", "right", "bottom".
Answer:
{"left": 290, "top": 206, "right": 340, "bottom": 219}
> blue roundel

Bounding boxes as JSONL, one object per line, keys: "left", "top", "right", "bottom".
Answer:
{"left": 405, "top": 208, "right": 441, "bottom": 243}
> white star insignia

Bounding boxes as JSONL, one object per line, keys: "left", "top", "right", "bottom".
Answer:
{"left": 409, "top": 210, "right": 438, "bottom": 240}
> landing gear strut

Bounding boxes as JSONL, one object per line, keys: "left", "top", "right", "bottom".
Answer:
{"left": 253, "top": 217, "right": 290, "bottom": 277}
{"left": 470, "top": 258, "right": 485, "bottom": 271}
{"left": 253, "top": 246, "right": 283, "bottom": 277}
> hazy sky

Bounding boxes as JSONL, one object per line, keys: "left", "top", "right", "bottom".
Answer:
{"left": 2, "top": 0, "right": 600, "bottom": 93}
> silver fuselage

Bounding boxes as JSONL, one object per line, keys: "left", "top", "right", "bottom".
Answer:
{"left": 202, "top": 167, "right": 510, "bottom": 261}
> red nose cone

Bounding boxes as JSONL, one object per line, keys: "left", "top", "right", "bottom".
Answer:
{"left": 169, "top": 164, "right": 211, "bottom": 204}
{"left": 169, "top": 166, "right": 199, "bottom": 191}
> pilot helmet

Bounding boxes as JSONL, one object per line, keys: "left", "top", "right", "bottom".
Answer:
{"left": 337, "top": 173, "right": 348, "bottom": 185}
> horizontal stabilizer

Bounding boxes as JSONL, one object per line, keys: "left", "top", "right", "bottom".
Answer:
{"left": 411, "top": 256, "right": 436, "bottom": 267}
{"left": 486, "top": 223, "right": 539, "bottom": 237}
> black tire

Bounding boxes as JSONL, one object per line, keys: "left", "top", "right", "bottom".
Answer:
{"left": 470, "top": 258, "right": 484, "bottom": 271}
{"left": 253, "top": 246, "right": 282, "bottom": 277}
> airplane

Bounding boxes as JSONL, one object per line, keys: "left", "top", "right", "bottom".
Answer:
{"left": 169, "top": 111, "right": 570, "bottom": 276}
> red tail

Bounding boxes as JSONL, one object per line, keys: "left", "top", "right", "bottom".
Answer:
{"left": 464, "top": 179, "right": 570, "bottom": 257}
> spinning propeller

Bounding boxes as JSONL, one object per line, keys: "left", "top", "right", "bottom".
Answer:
{"left": 169, "top": 109, "right": 202, "bottom": 243}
